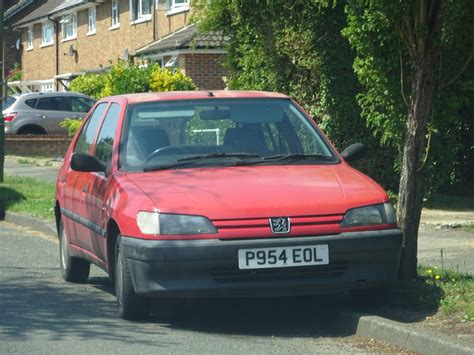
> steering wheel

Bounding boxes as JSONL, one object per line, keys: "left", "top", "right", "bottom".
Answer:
{"left": 146, "top": 146, "right": 186, "bottom": 163}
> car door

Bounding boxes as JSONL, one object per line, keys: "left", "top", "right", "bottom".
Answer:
{"left": 84, "top": 102, "right": 122, "bottom": 262}
{"left": 62, "top": 102, "right": 108, "bottom": 257}
{"left": 35, "top": 96, "right": 74, "bottom": 134}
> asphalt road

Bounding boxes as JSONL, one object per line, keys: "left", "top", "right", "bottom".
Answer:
{"left": 0, "top": 221, "right": 406, "bottom": 354}
{"left": 4, "top": 159, "right": 59, "bottom": 183}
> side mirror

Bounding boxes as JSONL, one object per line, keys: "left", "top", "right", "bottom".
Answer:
{"left": 341, "top": 143, "right": 366, "bottom": 163}
{"left": 71, "top": 153, "right": 106, "bottom": 173}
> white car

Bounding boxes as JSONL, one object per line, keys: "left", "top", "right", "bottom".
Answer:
{"left": 3, "top": 92, "right": 95, "bottom": 135}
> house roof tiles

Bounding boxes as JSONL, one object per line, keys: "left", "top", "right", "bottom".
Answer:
{"left": 136, "top": 25, "right": 228, "bottom": 55}
{"left": 12, "top": 0, "right": 88, "bottom": 27}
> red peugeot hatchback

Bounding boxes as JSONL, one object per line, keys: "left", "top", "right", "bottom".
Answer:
{"left": 55, "top": 91, "right": 402, "bottom": 320}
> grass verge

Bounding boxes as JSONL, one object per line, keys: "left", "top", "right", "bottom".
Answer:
{"left": 390, "top": 266, "right": 474, "bottom": 322}
{"left": 0, "top": 174, "right": 55, "bottom": 221}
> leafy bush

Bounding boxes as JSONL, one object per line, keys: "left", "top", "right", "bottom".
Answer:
{"left": 60, "top": 118, "right": 83, "bottom": 137}
{"left": 150, "top": 68, "right": 196, "bottom": 92}
{"left": 101, "top": 62, "right": 156, "bottom": 97}
{"left": 68, "top": 73, "right": 107, "bottom": 100}
{"left": 7, "top": 63, "right": 22, "bottom": 81}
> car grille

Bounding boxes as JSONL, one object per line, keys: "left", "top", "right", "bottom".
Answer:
{"left": 210, "top": 262, "right": 348, "bottom": 283}
{"left": 213, "top": 214, "right": 344, "bottom": 239}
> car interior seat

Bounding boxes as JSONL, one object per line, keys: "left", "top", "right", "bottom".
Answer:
{"left": 223, "top": 124, "right": 270, "bottom": 156}
{"left": 131, "top": 126, "right": 170, "bottom": 156}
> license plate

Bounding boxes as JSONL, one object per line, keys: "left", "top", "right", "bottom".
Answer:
{"left": 238, "top": 244, "right": 329, "bottom": 270}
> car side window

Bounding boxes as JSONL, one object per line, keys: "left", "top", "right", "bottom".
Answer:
{"left": 93, "top": 103, "right": 120, "bottom": 170}
{"left": 24, "top": 99, "right": 37, "bottom": 108}
{"left": 71, "top": 97, "right": 95, "bottom": 113}
{"left": 36, "top": 97, "right": 72, "bottom": 111}
{"left": 74, "top": 103, "right": 108, "bottom": 155}
{"left": 36, "top": 98, "right": 53, "bottom": 110}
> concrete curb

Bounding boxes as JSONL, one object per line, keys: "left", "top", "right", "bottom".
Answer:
{"left": 3, "top": 211, "right": 57, "bottom": 238}
{"left": 339, "top": 310, "right": 473, "bottom": 355}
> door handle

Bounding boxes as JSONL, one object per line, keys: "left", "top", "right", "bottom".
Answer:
{"left": 82, "top": 184, "right": 88, "bottom": 193}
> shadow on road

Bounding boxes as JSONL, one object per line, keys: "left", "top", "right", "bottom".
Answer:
{"left": 0, "top": 266, "right": 444, "bottom": 343}
{"left": 0, "top": 186, "right": 25, "bottom": 220}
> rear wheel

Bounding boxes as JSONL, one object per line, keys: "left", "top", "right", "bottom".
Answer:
{"left": 59, "top": 221, "right": 90, "bottom": 283}
{"left": 115, "top": 237, "right": 148, "bottom": 320}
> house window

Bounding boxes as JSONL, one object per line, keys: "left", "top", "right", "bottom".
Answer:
{"left": 111, "top": 0, "right": 120, "bottom": 27}
{"left": 27, "top": 26, "right": 34, "bottom": 49}
{"left": 61, "top": 13, "right": 77, "bottom": 40}
{"left": 87, "top": 7, "right": 96, "bottom": 34}
{"left": 41, "top": 21, "right": 54, "bottom": 46}
{"left": 167, "top": 0, "right": 189, "bottom": 14}
{"left": 130, "top": 0, "right": 152, "bottom": 22}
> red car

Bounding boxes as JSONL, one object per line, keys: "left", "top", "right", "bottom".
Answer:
{"left": 55, "top": 91, "right": 402, "bottom": 320}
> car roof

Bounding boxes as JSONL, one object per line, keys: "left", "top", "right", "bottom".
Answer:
{"left": 17, "top": 92, "right": 91, "bottom": 99}
{"left": 105, "top": 91, "right": 290, "bottom": 105}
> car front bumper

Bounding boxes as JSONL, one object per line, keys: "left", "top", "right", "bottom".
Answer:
{"left": 121, "top": 229, "right": 402, "bottom": 298}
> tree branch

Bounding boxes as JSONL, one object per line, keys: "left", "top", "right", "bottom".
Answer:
{"left": 399, "top": 49, "right": 410, "bottom": 107}
{"left": 440, "top": 48, "right": 474, "bottom": 90}
{"left": 399, "top": 28, "right": 415, "bottom": 59}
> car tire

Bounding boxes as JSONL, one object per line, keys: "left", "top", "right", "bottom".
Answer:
{"left": 350, "top": 287, "right": 387, "bottom": 308}
{"left": 59, "top": 221, "right": 90, "bottom": 283}
{"left": 18, "top": 127, "right": 46, "bottom": 135}
{"left": 115, "top": 237, "right": 148, "bottom": 320}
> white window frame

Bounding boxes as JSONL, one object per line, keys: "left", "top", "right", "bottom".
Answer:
{"left": 111, "top": 0, "right": 120, "bottom": 29}
{"left": 41, "top": 21, "right": 54, "bottom": 47}
{"left": 87, "top": 7, "right": 97, "bottom": 35}
{"left": 166, "top": 0, "right": 189, "bottom": 15}
{"left": 61, "top": 13, "right": 77, "bottom": 41}
{"left": 27, "top": 25, "right": 34, "bottom": 50}
{"left": 130, "top": 0, "right": 152, "bottom": 24}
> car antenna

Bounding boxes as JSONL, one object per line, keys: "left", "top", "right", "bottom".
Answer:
{"left": 207, "top": 91, "right": 214, "bottom": 97}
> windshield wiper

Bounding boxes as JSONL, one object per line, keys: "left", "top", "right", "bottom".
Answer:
{"left": 261, "top": 153, "right": 334, "bottom": 162}
{"left": 143, "top": 153, "right": 261, "bottom": 172}
{"left": 177, "top": 152, "right": 261, "bottom": 162}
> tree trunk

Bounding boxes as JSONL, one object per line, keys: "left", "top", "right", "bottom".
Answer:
{"left": 397, "top": 53, "right": 438, "bottom": 279}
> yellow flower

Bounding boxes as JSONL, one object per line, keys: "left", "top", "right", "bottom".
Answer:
{"left": 435, "top": 275, "right": 441, "bottom": 280}
{"left": 427, "top": 269, "right": 433, "bottom": 274}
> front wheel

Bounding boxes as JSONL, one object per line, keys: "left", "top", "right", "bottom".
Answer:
{"left": 115, "top": 238, "right": 148, "bottom": 320}
{"left": 59, "top": 221, "right": 90, "bottom": 283}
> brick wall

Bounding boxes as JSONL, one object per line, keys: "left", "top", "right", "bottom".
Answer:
{"left": 5, "top": 135, "right": 72, "bottom": 158}
{"left": 183, "top": 53, "right": 227, "bottom": 90}
{"left": 21, "top": 0, "right": 188, "bottom": 81}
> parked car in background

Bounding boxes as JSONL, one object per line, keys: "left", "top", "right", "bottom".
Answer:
{"left": 3, "top": 92, "right": 95, "bottom": 135}
{"left": 55, "top": 91, "right": 402, "bottom": 320}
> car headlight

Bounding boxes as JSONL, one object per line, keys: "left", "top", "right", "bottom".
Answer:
{"left": 137, "top": 211, "right": 217, "bottom": 235}
{"left": 341, "top": 203, "right": 397, "bottom": 228}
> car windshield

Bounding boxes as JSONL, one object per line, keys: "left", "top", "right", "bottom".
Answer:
{"left": 2, "top": 96, "right": 16, "bottom": 111}
{"left": 120, "top": 98, "right": 337, "bottom": 171}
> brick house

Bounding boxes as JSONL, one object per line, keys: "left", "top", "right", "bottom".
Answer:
{"left": 10, "top": 0, "right": 228, "bottom": 93}
{"left": 4, "top": 0, "right": 41, "bottom": 78}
